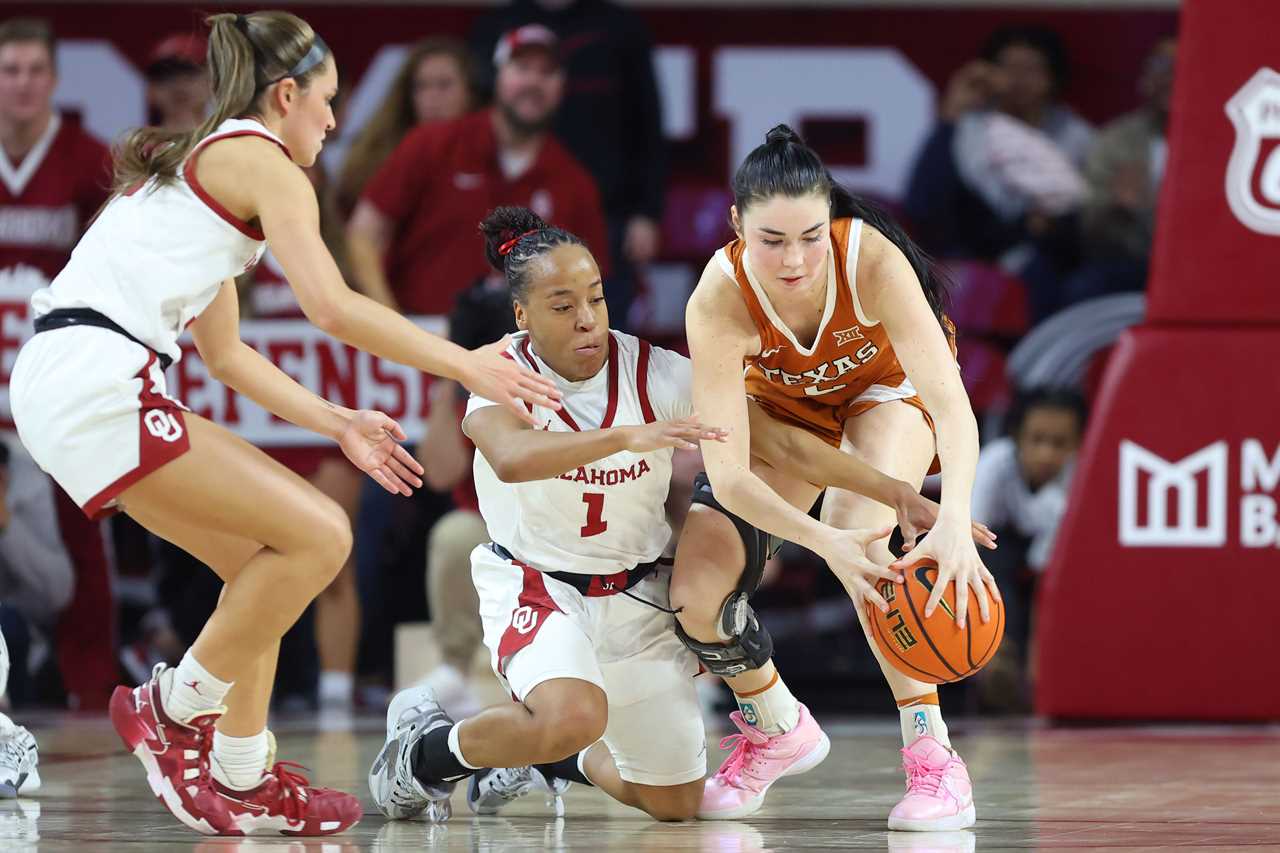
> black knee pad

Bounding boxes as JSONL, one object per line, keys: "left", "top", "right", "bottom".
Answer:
{"left": 675, "top": 594, "right": 774, "bottom": 677}
{"left": 689, "top": 472, "right": 784, "bottom": 598}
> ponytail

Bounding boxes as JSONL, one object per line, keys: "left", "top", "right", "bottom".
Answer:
{"left": 112, "top": 11, "right": 327, "bottom": 194}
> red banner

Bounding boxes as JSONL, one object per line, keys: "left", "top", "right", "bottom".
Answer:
{"left": 1035, "top": 0, "right": 1280, "bottom": 721}
{"left": 0, "top": 272, "right": 444, "bottom": 446}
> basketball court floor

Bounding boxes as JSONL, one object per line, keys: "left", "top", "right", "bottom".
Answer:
{"left": 3, "top": 712, "right": 1277, "bottom": 850}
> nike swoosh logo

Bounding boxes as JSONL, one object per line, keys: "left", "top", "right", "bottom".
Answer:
{"left": 914, "top": 567, "right": 957, "bottom": 621}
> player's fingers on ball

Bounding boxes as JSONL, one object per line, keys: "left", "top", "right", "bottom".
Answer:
{"left": 971, "top": 577, "right": 991, "bottom": 623}
{"left": 925, "top": 584, "right": 944, "bottom": 618}
{"left": 954, "top": 581, "right": 971, "bottom": 629}
{"left": 984, "top": 570, "right": 1003, "bottom": 601}
{"left": 864, "top": 584, "right": 891, "bottom": 613}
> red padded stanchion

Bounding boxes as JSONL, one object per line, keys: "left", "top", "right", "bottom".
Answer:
{"left": 1035, "top": 0, "right": 1280, "bottom": 720}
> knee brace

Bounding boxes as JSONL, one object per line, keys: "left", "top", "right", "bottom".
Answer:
{"left": 675, "top": 591, "right": 774, "bottom": 677}
{"left": 688, "top": 472, "right": 783, "bottom": 597}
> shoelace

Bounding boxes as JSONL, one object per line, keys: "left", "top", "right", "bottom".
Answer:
{"left": 268, "top": 761, "right": 313, "bottom": 824}
{"left": 0, "top": 734, "right": 29, "bottom": 772}
{"left": 712, "top": 733, "right": 758, "bottom": 788}
{"left": 901, "top": 749, "right": 944, "bottom": 797}
{"left": 487, "top": 766, "right": 534, "bottom": 802}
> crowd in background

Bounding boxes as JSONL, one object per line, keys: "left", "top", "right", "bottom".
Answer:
{"left": 0, "top": 2, "right": 1175, "bottom": 717}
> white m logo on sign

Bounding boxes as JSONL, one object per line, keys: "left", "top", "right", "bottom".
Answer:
{"left": 1119, "top": 441, "right": 1227, "bottom": 547}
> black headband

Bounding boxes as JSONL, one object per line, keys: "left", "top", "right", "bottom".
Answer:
{"left": 234, "top": 16, "right": 330, "bottom": 92}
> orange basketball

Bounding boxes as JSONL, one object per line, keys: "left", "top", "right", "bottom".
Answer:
{"left": 867, "top": 558, "right": 1004, "bottom": 684}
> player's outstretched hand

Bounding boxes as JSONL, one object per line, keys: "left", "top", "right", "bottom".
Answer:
{"left": 818, "top": 525, "right": 901, "bottom": 614}
{"left": 892, "top": 487, "right": 997, "bottom": 553}
{"left": 890, "top": 519, "right": 1002, "bottom": 629}
{"left": 461, "top": 337, "right": 563, "bottom": 427}
{"left": 622, "top": 415, "right": 729, "bottom": 452}
{"left": 340, "top": 410, "right": 425, "bottom": 496}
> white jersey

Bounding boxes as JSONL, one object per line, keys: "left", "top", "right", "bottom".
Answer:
{"left": 467, "top": 330, "right": 693, "bottom": 576}
{"left": 30, "top": 118, "right": 285, "bottom": 363}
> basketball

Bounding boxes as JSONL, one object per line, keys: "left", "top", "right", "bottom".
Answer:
{"left": 868, "top": 558, "right": 1004, "bottom": 684}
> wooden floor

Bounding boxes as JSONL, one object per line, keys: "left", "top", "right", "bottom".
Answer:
{"left": 4, "top": 711, "right": 1278, "bottom": 851}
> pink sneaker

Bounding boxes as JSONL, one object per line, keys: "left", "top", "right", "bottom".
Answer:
{"left": 697, "top": 703, "right": 830, "bottom": 820}
{"left": 888, "top": 736, "right": 976, "bottom": 831}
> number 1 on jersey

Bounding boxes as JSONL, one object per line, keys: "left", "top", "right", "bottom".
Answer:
{"left": 581, "top": 492, "right": 607, "bottom": 537}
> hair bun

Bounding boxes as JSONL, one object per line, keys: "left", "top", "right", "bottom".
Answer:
{"left": 764, "top": 123, "right": 801, "bottom": 146}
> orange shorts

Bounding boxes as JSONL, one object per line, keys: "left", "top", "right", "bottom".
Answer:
{"left": 751, "top": 391, "right": 942, "bottom": 476}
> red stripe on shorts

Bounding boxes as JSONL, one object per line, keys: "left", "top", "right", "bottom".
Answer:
{"left": 495, "top": 560, "right": 563, "bottom": 677}
{"left": 81, "top": 353, "right": 192, "bottom": 519}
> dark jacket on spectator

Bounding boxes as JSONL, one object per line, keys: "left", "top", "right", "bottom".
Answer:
{"left": 470, "top": 0, "right": 667, "bottom": 224}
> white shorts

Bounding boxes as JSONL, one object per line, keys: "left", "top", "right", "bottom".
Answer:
{"left": 472, "top": 544, "right": 706, "bottom": 787}
{"left": 10, "top": 326, "right": 190, "bottom": 519}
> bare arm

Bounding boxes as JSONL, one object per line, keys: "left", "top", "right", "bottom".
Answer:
{"left": 751, "top": 403, "right": 996, "bottom": 549}
{"left": 191, "top": 279, "right": 353, "bottom": 440}
{"left": 225, "top": 139, "right": 558, "bottom": 424}
{"left": 417, "top": 381, "right": 473, "bottom": 491}
{"left": 686, "top": 262, "right": 845, "bottom": 555}
{"left": 859, "top": 228, "right": 979, "bottom": 523}
{"left": 463, "top": 405, "right": 724, "bottom": 484}
{"left": 191, "top": 280, "right": 425, "bottom": 494}
{"left": 857, "top": 225, "right": 1000, "bottom": 621}
{"left": 345, "top": 200, "right": 400, "bottom": 310}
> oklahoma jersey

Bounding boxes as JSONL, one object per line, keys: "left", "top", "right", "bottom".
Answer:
{"left": 717, "top": 216, "right": 950, "bottom": 448}
{"left": 467, "top": 330, "right": 691, "bottom": 576}
{"left": 0, "top": 112, "right": 111, "bottom": 283}
{"left": 29, "top": 118, "right": 284, "bottom": 364}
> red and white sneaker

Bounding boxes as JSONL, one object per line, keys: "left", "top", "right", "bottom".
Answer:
{"left": 109, "top": 663, "right": 237, "bottom": 835}
{"left": 888, "top": 736, "right": 976, "bottom": 831}
{"left": 213, "top": 733, "right": 362, "bottom": 836}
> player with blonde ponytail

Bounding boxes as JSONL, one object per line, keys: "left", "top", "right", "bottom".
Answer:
{"left": 9, "top": 10, "right": 560, "bottom": 837}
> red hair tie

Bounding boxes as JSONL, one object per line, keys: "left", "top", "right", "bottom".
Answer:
{"left": 498, "top": 229, "right": 540, "bottom": 257}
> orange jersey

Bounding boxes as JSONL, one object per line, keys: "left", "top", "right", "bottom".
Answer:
{"left": 716, "top": 217, "right": 947, "bottom": 450}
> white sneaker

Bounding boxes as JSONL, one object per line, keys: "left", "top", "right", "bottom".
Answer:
{"left": 0, "top": 719, "right": 39, "bottom": 798}
{"left": 416, "top": 664, "right": 481, "bottom": 719}
{"left": 467, "top": 765, "right": 570, "bottom": 817}
{"left": 368, "top": 685, "right": 456, "bottom": 822}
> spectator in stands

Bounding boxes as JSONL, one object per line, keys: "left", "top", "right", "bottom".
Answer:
{"left": 331, "top": 38, "right": 478, "bottom": 221}
{"left": 905, "top": 26, "right": 1094, "bottom": 322}
{"left": 346, "top": 24, "right": 608, "bottom": 317}
{"left": 1069, "top": 38, "right": 1176, "bottom": 305}
{"left": 971, "top": 386, "right": 1086, "bottom": 711}
{"left": 471, "top": 0, "right": 666, "bottom": 330}
{"left": 0, "top": 17, "right": 115, "bottom": 709}
{"left": 0, "top": 438, "right": 74, "bottom": 706}
{"left": 144, "top": 32, "right": 209, "bottom": 133}
{"left": 412, "top": 276, "right": 517, "bottom": 716}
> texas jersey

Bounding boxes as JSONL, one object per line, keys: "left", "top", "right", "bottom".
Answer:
{"left": 29, "top": 118, "right": 285, "bottom": 364}
{"left": 467, "top": 330, "right": 691, "bottom": 576}
{"left": 717, "top": 216, "right": 950, "bottom": 447}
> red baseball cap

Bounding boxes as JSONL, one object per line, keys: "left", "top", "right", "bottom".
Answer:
{"left": 145, "top": 32, "right": 207, "bottom": 78}
{"left": 492, "top": 24, "right": 560, "bottom": 67}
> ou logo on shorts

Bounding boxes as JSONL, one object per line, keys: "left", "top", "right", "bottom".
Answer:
{"left": 144, "top": 410, "right": 184, "bottom": 443}
{"left": 511, "top": 605, "right": 538, "bottom": 635}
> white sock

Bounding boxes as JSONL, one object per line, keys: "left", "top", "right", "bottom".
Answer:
{"left": 318, "top": 670, "right": 354, "bottom": 706}
{"left": 211, "top": 729, "right": 270, "bottom": 791}
{"left": 448, "top": 722, "right": 481, "bottom": 771}
{"left": 166, "top": 652, "right": 233, "bottom": 723}
{"left": 734, "top": 673, "right": 801, "bottom": 735}
{"left": 899, "top": 697, "right": 951, "bottom": 748}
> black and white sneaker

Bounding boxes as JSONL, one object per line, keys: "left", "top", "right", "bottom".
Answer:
{"left": 0, "top": 716, "right": 39, "bottom": 799}
{"left": 468, "top": 765, "right": 571, "bottom": 817}
{"left": 368, "top": 685, "right": 456, "bottom": 822}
